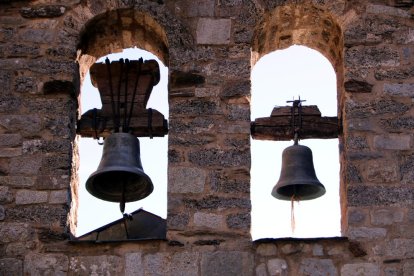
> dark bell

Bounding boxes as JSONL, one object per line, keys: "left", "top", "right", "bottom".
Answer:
{"left": 86, "top": 132, "right": 153, "bottom": 203}
{"left": 272, "top": 143, "right": 325, "bottom": 201}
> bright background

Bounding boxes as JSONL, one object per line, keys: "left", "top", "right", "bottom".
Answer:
{"left": 77, "top": 46, "right": 341, "bottom": 239}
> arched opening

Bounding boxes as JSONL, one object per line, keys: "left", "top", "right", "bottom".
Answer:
{"left": 71, "top": 9, "right": 170, "bottom": 238}
{"left": 250, "top": 3, "right": 345, "bottom": 239}
{"left": 76, "top": 48, "right": 168, "bottom": 237}
{"left": 251, "top": 45, "right": 340, "bottom": 239}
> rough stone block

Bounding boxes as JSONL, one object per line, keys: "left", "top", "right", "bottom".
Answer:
{"left": 203, "top": 59, "right": 250, "bottom": 79}
{"left": 169, "top": 116, "right": 215, "bottom": 135}
{"left": 381, "top": 117, "right": 414, "bottom": 132}
{"left": 169, "top": 167, "right": 206, "bottom": 193}
{"left": 25, "top": 253, "right": 68, "bottom": 275}
{"left": 256, "top": 263, "right": 267, "bottom": 276}
{"left": 0, "top": 176, "right": 35, "bottom": 187}
{"left": 10, "top": 156, "right": 42, "bottom": 175}
{"left": 398, "top": 224, "right": 414, "bottom": 238}
{"left": 0, "top": 134, "right": 22, "bottom": 147}
{"left": 167, "top": 213, "right": 190, "bottom": 230}
{"left": 15, "top": 190, "right": 48, "bottom": 205}
{"left": 8, "top": 44, "right": 40, "bottom": 58}
{"left": 185, "top": 0, "right": 215, "bottom": 17}
{"left": 0, "top": 115, "right": 42, "bottom": 137}
{"left": 348, "top": 185, "right": 414, "bottom": 207}
{"left": 346, "top": 164, "right": 362, "bottom": 184}
{"left": 49, "top": 190, "right": 67, "bottom": 204}
{"left": 69, "top": 255, "right": 122, "bottom": 275}
{"left": 281, "top": 243, "right": 303, "bottom": 255}
{"left": 374, "top": 134, "right": 411, "bottom": 150}
{"left": 196, "top": 18, "right": 231, "bottom": 45}
{"left": 0, "top": 186, "right": 13, "bottom": 203}
{"left": 6, "top": 241, "right": 36, "bottom": 256}
{"left": 195, "top": 87, "right": 220, "bottom": 97}
{"left": 221, "top": 80, "right": 250, "bottom": 99}
{"left": 0, "top": 94, "right": 22, "bottom": 113}
{"left": 345, "top": 99, "right": 409, "bottom": 119}
{"left": 404, "top": 260, "right": 414, "bottom": 276}
{"left": 125, "top": 253, "right": 143, "bottom": 276}
{"left": 170, "top": 98, "right": 221, "bottom": 116}
{"left": 20, "top": 5, "right": 66, "bottom": 18}
{"left": 348, "top": 208, "right": 367, "bottom": 225}
{"left": 170, "top": 70, "right": 205, "bottom": 88}
{"left": 256, "top": 243, "right": 278, "bottom": 256}
{"left": 183, "top": 195, "right": 250, "bottom": 210}
{"left": 384, "top": 266, "right": 400, "bottom": 276}
{"left": 227, "top": 104, "right": 250, "bottom": 121}
{"left": 375, "top": 66, "right": 414, "bottom": 81}
{"left": 188, "top": 148, "right": 250, "bottom": 167}
{"left": 344, "top": 80, "right": 373, "bottom": 93}
{"left": 7, "top": 204, "right": 67, "bottom": 226}
{"left": 408, "top": 208, "right": 414, "bottom": 223}
{"left": 313, "top": 245, "right": 324, "bottom": 256}
{"left": 194, "top": 212, "right": 224, "bottom": 229}
{"left": 170, "top": 252, "right": 200, "bottom": 276}
{"left": 35, "top": 175, "right": 70, "bottom": 189}
{"left": 0, "top": 205, "right": 4, "bottom": 220}
{"left": 143, "top": 253, "right": 170, "bottom": 275}
{"left": 0, "top": 70, "right": 11, "bottom": 93}
{"left": 341, "top": 263, "right": 380, "bottom": 276}
{"left": 346, "top": 136, "right": 368, "bottom": 150}
{"left": 366, "top": 162, "right": 398, "bottom": 183}
{"left": 371, "top": 209, "right": 404, "bottom": 225}
{"left": 201, "top": 251, "right": 250, "bottom": 276}
{"left": 267, "top": 258, "right": 288, "bottom": 276}
{"left": 209, "top": 169, "right": 250, "bottom": 194}
{"left": 14, "top": 76, "right": 37, "bottom": 94}
{"left": 226, "top": 212, "right": 250, "bottom": 229}
{"left": 0, "top": 147, "right": 22, "bottom": 157}
{"left": 0, "top": 258, "right": 22, "bottom": 276}
{"left": 366, "top": 4, "right": 411, "bottom": 18}
{"left": 19, "top": 29, "right": 54, "bottom": 43}
{"left": 345, "top": 47, "right": 400, "bottom": 68}
{"left": 348, "top": 227, "right": 387, "bottom": 240}
{"left": 385, "top": 239, "right": 414, "bottom": 258}
{"left": 298, "top": 259, "right": 337, "bottom": 276}
{"left": 0, "top": 223, "right": 33, "bottom": 242}
{"left": 384, "top": 83, "right": 414, "bottom": 97}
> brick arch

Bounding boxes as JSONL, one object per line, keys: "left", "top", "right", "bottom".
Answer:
{"left": 251, "top": 3, "right": 343, "bottom": 70}
{"left": 70, "top": 4, "right": 193, "bottom": 84}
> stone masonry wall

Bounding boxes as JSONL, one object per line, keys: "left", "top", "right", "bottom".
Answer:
{"left": 0, "top": 0, "right": 413, "bottom": 275}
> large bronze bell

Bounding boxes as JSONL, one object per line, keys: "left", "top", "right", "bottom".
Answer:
{"left": 86, "top": 132, "right": 153, "bottom": 203}
{"left": 272, "top": 142, "right": 325, "bottom": 201}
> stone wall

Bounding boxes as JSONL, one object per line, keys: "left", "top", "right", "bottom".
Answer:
{"left": 0, "top": 0, "right": 413, "bottom": 275}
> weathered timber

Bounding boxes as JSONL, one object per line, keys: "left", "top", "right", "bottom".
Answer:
{"left": 251, "top": 105, "right": 339, "bottom": 141}
{"left": 270, "top": 105, "right": 321, "bottom": 117}
{"left": 77, "top": 58, "right": 168, "bottom": 138}
{"left": 77, "top": 108, "right": 168, "bottom": 138}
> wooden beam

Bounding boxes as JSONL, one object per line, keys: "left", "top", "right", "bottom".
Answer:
{"left": 77, "top": 58, "right": 168, "bottom": 139}
{"left": 77, "top": 108, "right": 168, "bottom": 138}
{"left": 251, "top": 105, "right": 340, "bottom": 141}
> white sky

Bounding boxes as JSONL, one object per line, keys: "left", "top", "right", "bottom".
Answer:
{"left": 77, "top": 46, "right": 341, "bottom": 239}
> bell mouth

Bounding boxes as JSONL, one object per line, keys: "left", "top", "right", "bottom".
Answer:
{"left": 272, "top": 183, "right": 326, "bottom": 201}
{"left": 86, "top": 169, "right": 153, "bottom": 202}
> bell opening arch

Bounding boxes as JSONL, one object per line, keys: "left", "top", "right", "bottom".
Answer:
{"left": 72, "top": 8, "right": 170, "bottom": 238}
{"left": 250, "top": 2, "right": 346, "bottom": 239}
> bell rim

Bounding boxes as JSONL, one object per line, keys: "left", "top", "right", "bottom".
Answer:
{"left": 271, "top": 183, "right": 326, "bottom": 201}
{"left": 86, "top": 166, "right": 154, "bottom": 203}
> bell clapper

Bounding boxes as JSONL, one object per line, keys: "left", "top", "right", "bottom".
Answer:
{"left": 120, "top": 181, "right": 126, "bottom": 214}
